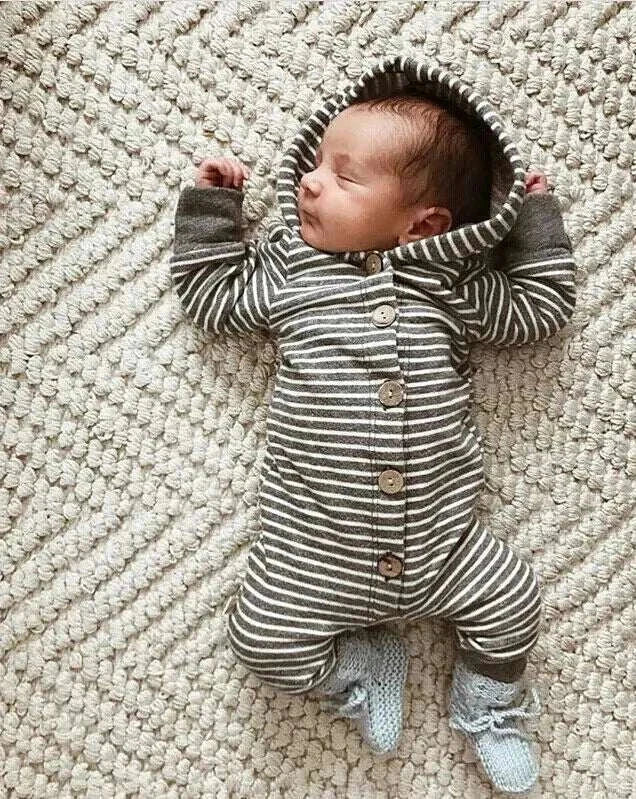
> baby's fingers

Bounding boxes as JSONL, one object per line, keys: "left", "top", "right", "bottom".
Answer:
{"left": 196, "top": 157, "right": 250, "bottom": 188}
{"left": 230, "top": 160, "right": 252, "bottom": 189}
{"left": 230, "top": 161, "right": 245, "bottom": 188}
{"left": 525, "top": 170, "right": 549, "bottom": 194}
{"left": 217, "top": 158, "right": 246, "bottom": 188}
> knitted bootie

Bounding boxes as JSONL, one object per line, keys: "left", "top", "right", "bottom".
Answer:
{"left": 448, "top": 657, "right": 542, "bottom": 795}
{"left": 315, "top": 627, "right": 409, "bottom": 755}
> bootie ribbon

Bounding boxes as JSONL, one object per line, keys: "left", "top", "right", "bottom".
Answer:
{"left": 451, "top": 687, "right": 541, "bottom": 742}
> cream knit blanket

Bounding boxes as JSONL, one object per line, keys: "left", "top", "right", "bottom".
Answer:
{"left": 1, "top": 1, "right": 634, "bottom": 797}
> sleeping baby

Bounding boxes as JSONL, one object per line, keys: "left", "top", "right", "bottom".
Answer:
{"left": 169, "top": 56, "right": 576, "bottom": 796}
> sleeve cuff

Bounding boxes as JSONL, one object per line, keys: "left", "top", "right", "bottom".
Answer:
{"left": 174, "top": 186, "right": 244, "bottom": 252}
{"left": 505, "top": 192, "right": 572, "bottom": 251}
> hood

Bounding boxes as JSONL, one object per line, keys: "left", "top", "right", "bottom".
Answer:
{"left": 275, "top": 55, "right": 526, "bottom": 269}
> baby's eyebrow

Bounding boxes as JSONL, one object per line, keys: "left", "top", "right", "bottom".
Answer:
{"left": 316, "top": 146, "right": 361, "bottom": 169}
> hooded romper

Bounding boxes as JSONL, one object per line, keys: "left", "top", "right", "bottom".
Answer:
{"left": 170, "top": 57, "right": 576, "bottom": 695}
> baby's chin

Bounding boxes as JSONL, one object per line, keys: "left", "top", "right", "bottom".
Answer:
{"left": 300, "top": 224, "right": 343, "bottom": 253}
{"left": 299, "top": 216, "right": 389, "bottom": 253}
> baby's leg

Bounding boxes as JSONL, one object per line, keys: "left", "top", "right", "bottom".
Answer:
{"left": 422, "top": 516, "right": 543, "bottom": 679}
{"left": 224, "top": 538, "right": 342, "bottom": 694}
{"left": 224, "top": 538, "right": 409, "bottom": 753}
{"left": 419, "top": 517, "right": 543, "bottom": 792}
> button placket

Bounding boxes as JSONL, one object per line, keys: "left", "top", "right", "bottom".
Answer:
{"left": 365, "top": 251, "right": 406, "bottom": 589}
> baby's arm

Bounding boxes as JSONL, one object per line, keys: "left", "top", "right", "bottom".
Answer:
{"left": 169, "top": 158, "right": 287, "bottom": 337}
{"left": 456, "top": 176, "right": 576, "bottom": 346}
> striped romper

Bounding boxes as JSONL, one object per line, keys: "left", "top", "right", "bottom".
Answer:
{"left": 169, "top": 56, "right": 576, "bottom": 695}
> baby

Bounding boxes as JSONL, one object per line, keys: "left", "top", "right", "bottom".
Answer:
{"left": 170, "top": 56, "right": 576, "bottom": 796}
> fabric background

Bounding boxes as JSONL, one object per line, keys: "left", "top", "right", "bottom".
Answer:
{"left": 1, "top": 1, "right": 634, "bottom": 797}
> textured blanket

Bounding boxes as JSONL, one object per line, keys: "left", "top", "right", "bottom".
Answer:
{"left": 1, "top": 1, "right": 634, "bottom": 797}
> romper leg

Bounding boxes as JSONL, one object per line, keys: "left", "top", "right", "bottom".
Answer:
{"left": 421, "top": 516, "right": 543, "bottom": 681}
{"left": 224, "top": 538, "right": 340, "bottom": 694}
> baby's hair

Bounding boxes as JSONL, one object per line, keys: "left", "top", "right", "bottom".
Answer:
{"left": 348, "top": 88, "right": 492, "bottom": 231}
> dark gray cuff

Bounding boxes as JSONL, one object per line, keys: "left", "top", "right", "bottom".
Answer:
{"left": 505, "top": 192, "right": 572, "bottom": 252}
{"left": 173, "top": 186, "right": 244, "bottom": 255}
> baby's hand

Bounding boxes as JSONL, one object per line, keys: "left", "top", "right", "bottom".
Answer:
{"left": 195, "top": 157, "right": 251, "bottom": 189}
{"left": 525, "top": 170, "right": 549, "bottom": 194}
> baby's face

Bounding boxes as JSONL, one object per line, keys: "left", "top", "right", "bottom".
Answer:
{"left": 298, "top": 108, "right": 417, "bottom": 252}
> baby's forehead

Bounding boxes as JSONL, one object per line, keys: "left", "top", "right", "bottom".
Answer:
{"left": 325, "top": 109, "right": 407, "bottom": 167}
{"left": 330, "top": 105, "right": 401, "bottom": 135}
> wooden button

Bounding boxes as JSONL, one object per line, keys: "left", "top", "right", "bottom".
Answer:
{"left": 365, "top": 252, "right": 383, "bottom": 274}
{"left": 372, "top": 304, "right": 396, "bottom": 326}
{"left": 378, "top": 469, "right": 404, "bottom": 494}
{"left": 378, "top": 380, "right": 404, "bottom": 407}
{"left": 378, "top": 553, "right": 403, "bottom": 578}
